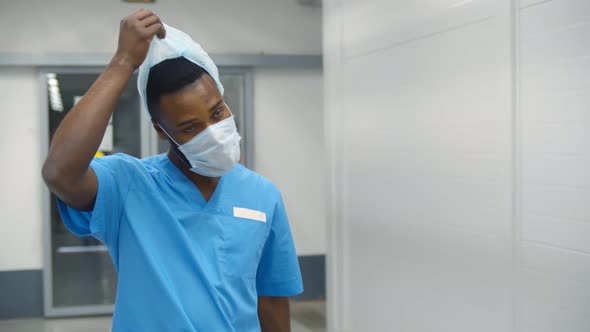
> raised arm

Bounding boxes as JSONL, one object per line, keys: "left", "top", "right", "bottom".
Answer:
{"left": 42, "top": 9, "right": 165, "bottom": 211}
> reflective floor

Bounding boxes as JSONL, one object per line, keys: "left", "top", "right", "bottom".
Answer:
{"left": 0, "top": 301, "right": 325, "bottom": 332}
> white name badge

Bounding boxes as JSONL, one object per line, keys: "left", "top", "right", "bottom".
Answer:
{"left": 233, "top": 207, "right": 267, "bottom": 223}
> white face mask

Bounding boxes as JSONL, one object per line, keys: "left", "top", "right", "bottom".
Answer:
{"left": 161, "top": 113, "right": 242, "bottom": 177}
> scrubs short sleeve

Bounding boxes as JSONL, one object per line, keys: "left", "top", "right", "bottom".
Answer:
{"left": 256, "top": 194, "right": 304, "bottom": 297}
{"left": 56, "top": 154, "right": 133, "bottom": 249}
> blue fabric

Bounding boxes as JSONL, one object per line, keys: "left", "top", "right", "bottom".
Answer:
{"left": 57, "top": 153, "right": 303, "bottom": 332}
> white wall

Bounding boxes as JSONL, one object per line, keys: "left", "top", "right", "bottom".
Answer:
{"left": 326, "top": 0, "right": 511, "bottom": 331}
{"left": 0, "top": 68, "right": 43, "bottom": 271}
{"left": 254, "top": 67, "right": 325, "bottom": 256}
{"left": 518, "top": 0, "right": 590, "bottom": 331}
{"left": 0, "top": 0, "right": 323, "bottom": 271}
{"left": 0, "top": 0, "right": 321, "bottom": 55}
{"left": 325, "top": 0, "right": 590, "bottom": 331}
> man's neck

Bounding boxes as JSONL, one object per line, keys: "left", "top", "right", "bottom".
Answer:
{"left": 167, "top": 149, "right": 220, "bottom": 200}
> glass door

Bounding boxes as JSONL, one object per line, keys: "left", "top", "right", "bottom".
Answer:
{"left": 42, "top": 70, "right": 142, "bottom": 316}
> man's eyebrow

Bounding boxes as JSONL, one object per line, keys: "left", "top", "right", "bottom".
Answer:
{"left": 176, "top": 118, "right": 199, "bottom": 128}
{"left": 208, "top": 100, "right": 224, "bottom": 113}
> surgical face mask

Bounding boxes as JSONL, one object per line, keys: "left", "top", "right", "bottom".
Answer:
{"left": 160, "top": 113, "right": 242, "bottom": 177}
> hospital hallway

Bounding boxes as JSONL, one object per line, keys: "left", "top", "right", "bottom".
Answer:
{"left": 0, "top": 302, "right": 326, "bottom": 332}
{"left": 3, "top": 0, "right": 590, "bottom": 331}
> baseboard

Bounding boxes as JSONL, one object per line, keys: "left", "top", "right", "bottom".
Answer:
{"left": 292, "top": 255, "right": 326, "bottom": 302}
{"left": 0, "top": 255, "right": 325, "bottom": 319}
{"left": 0, "top": 269, "right": 43, "bottom": 319}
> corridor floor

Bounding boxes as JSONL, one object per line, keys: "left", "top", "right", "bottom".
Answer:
{"left": 0, "top": 301, "right": 326, "bottom": 332}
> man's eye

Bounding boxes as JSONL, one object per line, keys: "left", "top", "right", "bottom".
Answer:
{"left": 183, "top": 125, "right": 197, "bottom": 133}
{"left": 213, "top": 109, "right": 224, "bottom": 118}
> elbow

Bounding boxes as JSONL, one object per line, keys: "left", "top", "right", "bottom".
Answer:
{"left": 41, "top": 161, "right": 58, "bottom": 189}
{"left": 41, "top": 160, "right": 67, "bottom": 192}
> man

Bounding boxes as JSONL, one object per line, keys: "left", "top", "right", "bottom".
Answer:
{"left": 42, "top": 9, "right": 303, "bottom": 332}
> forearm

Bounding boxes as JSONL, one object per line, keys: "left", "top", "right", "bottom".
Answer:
{"left": 258, "top": 296, "right": 291, "bottom": 332}
{"left": 43, "top": 55, "right": 134, "bottom": 187}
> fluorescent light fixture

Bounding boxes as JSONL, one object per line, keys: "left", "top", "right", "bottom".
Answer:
{"left": 47, "top": 73, "right": 64, "bottom": 112}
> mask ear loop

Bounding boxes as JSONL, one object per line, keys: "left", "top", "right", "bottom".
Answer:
{"left": 156, "top": 123, "right": 193, "bottom": 168}
{"left": 225, "top": 103, "right": 234, "bottom": 117}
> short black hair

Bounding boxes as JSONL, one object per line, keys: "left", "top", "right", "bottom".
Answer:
{"left": 146, "top": 56, "right": 211, "bottom": 120}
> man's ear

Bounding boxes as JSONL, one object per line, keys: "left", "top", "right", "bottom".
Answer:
{"left": 152, "top": 121, "right": 168, "bottom": 140}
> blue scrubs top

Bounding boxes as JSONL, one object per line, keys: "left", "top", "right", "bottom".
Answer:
{"left": 57, "top": 153, "right": 303, "bottom": 331}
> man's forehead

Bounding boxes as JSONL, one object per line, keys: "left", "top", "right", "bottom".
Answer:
{"left": 158, "top": 78, "right": 222, "bottom": 120}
